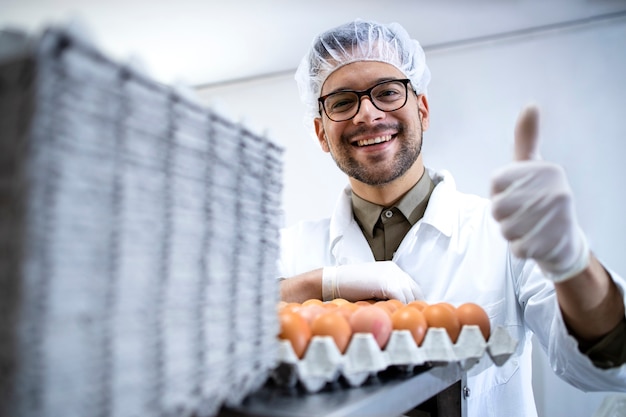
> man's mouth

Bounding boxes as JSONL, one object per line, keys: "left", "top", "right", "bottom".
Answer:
{"left": 355, "top": 135, "right": 393, "bottom": 147}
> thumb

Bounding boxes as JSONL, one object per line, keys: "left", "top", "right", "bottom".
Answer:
{"left": 514, "top": 104, "right": 541, "bottom": 161}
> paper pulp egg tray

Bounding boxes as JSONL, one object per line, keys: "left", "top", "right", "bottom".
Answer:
{"left": 272, "top": 325, "right": 517, "bottom": 393}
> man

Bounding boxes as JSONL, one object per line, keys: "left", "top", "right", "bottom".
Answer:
{"left": 278, "top": 19, "right": 625, "bottom": 416}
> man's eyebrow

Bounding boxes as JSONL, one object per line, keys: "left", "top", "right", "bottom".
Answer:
{"left": 324, "top": 77, "right": 401, "bottom": 95}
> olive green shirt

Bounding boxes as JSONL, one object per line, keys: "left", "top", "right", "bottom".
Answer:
{"left": 350, "top": 172, "right": 625, "bottom": 368}
{"left": 352, "top": 171, "right": 435, "bottom": 262}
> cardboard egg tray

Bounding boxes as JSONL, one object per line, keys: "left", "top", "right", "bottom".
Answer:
{"left": 0, "top": 25, "right": 284, "bottom": 417}
{"left": 272, "top": 325, "right": 517, "bottom": 393}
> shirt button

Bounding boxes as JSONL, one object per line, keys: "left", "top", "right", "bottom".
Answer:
{"left": 384, "top": 210, "right": 393, "bottom": 218}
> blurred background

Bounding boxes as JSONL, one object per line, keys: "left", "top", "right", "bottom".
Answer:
{"left": 2, "top": 0, "right": 626, "bottom": 415}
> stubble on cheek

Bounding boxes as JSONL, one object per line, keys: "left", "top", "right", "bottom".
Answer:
{"left": 333, "top": 124, "right": 418, "bottom": 186}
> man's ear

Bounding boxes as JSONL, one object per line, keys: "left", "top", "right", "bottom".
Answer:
{"left": 314, "top": 117, "right": 331, "bottom": 153}
{"left": 418, "top": 94, "right": 430, "bottom": 131}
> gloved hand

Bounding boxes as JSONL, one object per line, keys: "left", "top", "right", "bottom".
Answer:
{"left": 322, "top": 261, "right": 424, "bottom": 303}
{"left": 491, "top": 105, "right": 590, "bottom": 283}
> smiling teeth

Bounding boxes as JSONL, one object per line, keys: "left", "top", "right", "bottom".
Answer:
{"left": 356, "top": 135, "right": 392, "bottom": 147}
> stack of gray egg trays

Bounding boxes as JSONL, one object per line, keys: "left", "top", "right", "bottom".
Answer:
{"left": 0, "top": 26, "right": 284, "bottom": 417}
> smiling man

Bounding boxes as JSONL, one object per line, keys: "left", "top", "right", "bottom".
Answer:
{"left": 277, "top": 19, "right": 626, "bottom": 416}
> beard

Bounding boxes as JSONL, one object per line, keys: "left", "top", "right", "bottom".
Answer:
{"left": 328, "top": 122, "right": 423, "bottom": 186}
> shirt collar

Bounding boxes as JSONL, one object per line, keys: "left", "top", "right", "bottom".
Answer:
{"left": 351, "top": 171, "right": 434, "bottom": 238}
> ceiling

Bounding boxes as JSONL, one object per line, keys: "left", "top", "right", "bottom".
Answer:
{"left": 2, "top": 0, "right": 626, "bottom": 87}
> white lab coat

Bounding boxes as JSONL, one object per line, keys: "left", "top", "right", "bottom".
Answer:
{"left": 279, "top": 169, "right": 626, "bottom": 416}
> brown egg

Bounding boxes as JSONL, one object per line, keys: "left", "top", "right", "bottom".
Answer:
{"left": 423, "top": 303, "right": 461, "bottom": 343}
{"left": 407, "top": 300, "right": 429, "bottom": 311}
{"left": 385, "top": 299, "right": 406, "bottom": 311}
{"left": 456, "top": 302, "right": 491, "bottom": 340}
{"left": 278, "top": 310, "right": 312, "bottom": 358}
{"left": 391, "top": 306, "right": 428, "bottom": 346}
{"left": 302, "top": 298, "right": 324, "bottom": 306}
{"left": 329, "top": 298, "right": 351, "bottom": 306}
{"left": 355, "top": 300, "right": 377, "bottom": 306}
{"left": 374, "top": 301, "right": 396, "bottom": 316}
{"left": 333, "top": 303, "right": 361, "bottom": 321}
{"left": 279, "top": 302, "right": 301, "bottom": 314}
{"left": 311, "top": 311, "right": 352, "bottom": 353}
{"left": 437, "top": 302, "right": 457, "bottom": 312}
{"left": 293, "top": 304, "right": 326, "bottom": 326}
{"left": 349, "top": 305, "right": 393, "bottom": 349}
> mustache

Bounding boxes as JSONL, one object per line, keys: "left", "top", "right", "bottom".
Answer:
{"left": 341, "top": 123, "right": 402, "bottom": 143}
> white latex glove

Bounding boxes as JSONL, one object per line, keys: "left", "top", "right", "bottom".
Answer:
{"left": 322, "top": 261, "right": 424, "bottom": 303}
{"left": 490, "top": 105, "right": 589, "bottom": 283}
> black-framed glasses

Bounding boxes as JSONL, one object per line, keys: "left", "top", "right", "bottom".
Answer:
{"left": 318, "top": 78, "right": 412, "bottom": 122}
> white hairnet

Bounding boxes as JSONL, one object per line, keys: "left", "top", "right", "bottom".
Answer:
{"left": 295, "top": 19, "right": 431, "bottom": 134}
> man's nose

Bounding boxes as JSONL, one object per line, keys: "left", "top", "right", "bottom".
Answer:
{"left": 352, "top": 96, "right": 385, "bottom": 124}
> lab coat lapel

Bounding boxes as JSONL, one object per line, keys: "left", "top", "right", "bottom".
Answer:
{"left": 392, "top": 169, "right": 455, "bottom": 258}
{"left": 420, "top": 169, "right": 455, "bottom": 238}
{"left": 329, "top": 185, "right": 376, "bottom": 265}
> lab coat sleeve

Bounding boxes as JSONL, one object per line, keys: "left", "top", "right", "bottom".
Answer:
{"left": 517, "top": 257, "right": 626, "bottom": 392}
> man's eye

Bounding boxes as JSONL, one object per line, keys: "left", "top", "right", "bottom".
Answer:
{"left": 376, "top": 89, "right": 401, "bottom": 101}
{"left": 329, "top": 97, "right": 356, "bottom": 112}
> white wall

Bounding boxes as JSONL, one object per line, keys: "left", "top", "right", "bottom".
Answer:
{"left": 196, "top": 17, "right": 626, "bottom": 417}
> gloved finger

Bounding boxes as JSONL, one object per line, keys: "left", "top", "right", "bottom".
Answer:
{"left": 491, "top": 170, "right": 536, "bottom": 219}
{"left": 490, "top": 160, "right": 541, "bottom": 196}
{"left": 383, "top": 284, "right": 408, "bottom": 303}
{"left": 509, "top": 184, "right": 577, "bottom": 260}
{"left": 385, "top": 281, "right": 418, "bottom": 303}
{"left": 493, "top": 162, "right": 570, "bottom": 221}
{"left": 397, "top": 278, "right": 424, "bottom": 303}
{"left": 408, "top": 279, "right": 424, "bottom": 302}
{"left": 509, "top": 216, "right": 561, "bottom": 260}
{"left": 497, "top": 194, "right": 554, "bottom": 241}
{"left": 491, "top": 161, "right": 551, "bottom": 216}
{"left": 514, "top": 104, "right": 541, "bottom": 161}
{"left": 492, "top": 170, "right": 555, "bottom": 229}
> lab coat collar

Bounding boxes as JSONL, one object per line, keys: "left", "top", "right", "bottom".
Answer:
{"left": 329, "top": 186, "right": 376, "bottom": 264}
{"left": 328, "top": 169, "right": 458, "bottom": 263}
{"left": 421, "top": 169, "right": 457, "bottom": 238}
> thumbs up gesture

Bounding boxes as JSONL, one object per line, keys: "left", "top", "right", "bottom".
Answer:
{"left": 490, "top": 105, "right": 590, "bottom": 283}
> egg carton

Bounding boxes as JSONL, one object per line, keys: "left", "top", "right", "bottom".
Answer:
{"left": 0, "top": 24, "right": 284, "bottom": 417}
{"left": 272, "top": 325, "right": 517, "bottom": 393}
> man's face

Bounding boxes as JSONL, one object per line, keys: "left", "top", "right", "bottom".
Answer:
{"left": 314, "top": 61, "right": 429, "bottom": 187}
